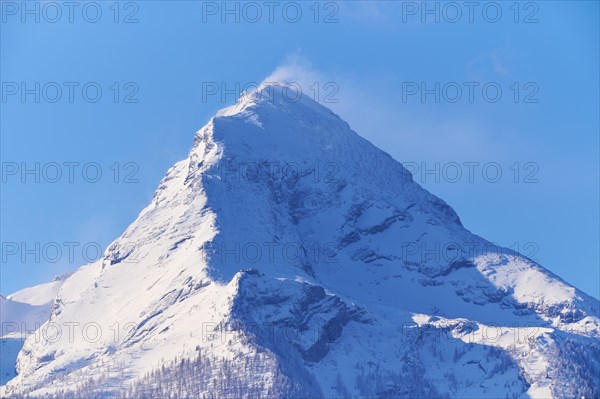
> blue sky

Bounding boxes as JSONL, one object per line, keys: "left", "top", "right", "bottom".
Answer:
{"left": 1, "top": 1, "right": 598, "bottom": 298}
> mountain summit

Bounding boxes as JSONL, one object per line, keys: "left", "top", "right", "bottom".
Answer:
{"left": 6, "top": 84, "right": 599, "bottom": 399}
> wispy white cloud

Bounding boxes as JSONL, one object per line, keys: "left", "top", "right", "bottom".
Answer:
{"left": 262, "top": 52, "right": 317, "bottom": 84}
{"left": 261, "top": 53, "right": 530, "bottom": 164}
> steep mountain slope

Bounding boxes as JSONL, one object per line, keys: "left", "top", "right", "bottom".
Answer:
{"left": 5, "top": 84, "right": 599, "bottom": 399}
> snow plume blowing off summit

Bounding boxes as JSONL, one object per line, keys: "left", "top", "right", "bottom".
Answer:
{"left": 3, "top": 83, "right": 599, "bottom": 399}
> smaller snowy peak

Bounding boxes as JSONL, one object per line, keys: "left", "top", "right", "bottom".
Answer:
{"left": 7, "top": 277, "right": 66, "bottom": 307}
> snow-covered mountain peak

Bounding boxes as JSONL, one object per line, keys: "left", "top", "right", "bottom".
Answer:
{"left": 4, "top": 85, "right": 599, "bottom": 399}
{"left": 211, "top": 82, "right": 351, "bottom": 151}
{"left": 217, "top": 81, "right": 333, "bottom": 116}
